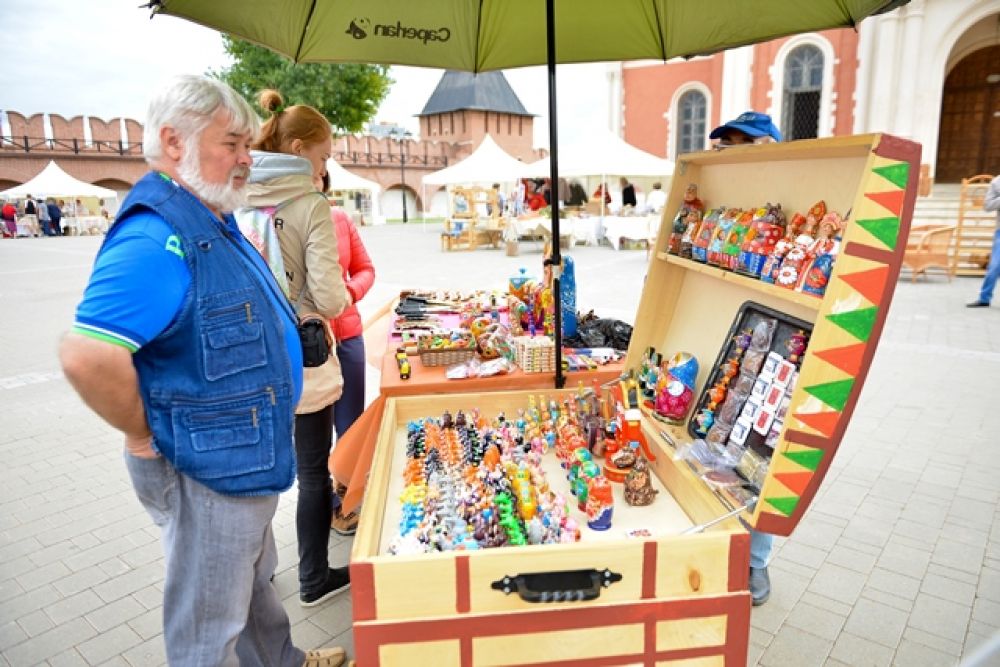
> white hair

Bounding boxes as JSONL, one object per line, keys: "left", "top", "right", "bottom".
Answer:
{"left": 143, "top": 75, "right": 259, "bottom": 163}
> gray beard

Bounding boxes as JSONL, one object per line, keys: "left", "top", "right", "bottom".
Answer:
{"left": 177, "top": 141, "right": 249, "bottom": 213}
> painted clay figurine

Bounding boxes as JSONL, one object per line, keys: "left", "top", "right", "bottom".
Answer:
{"left": 586, "top": 476, "right": 615, "bottom": 530}
{"left": 775, "top": 213, "right": 820, "bottom": 290}
{"left": 760, "top": 212, "right": 804, "bottom": 284}
{"left": 655, "top": 351, "right": 699, "bottom": 424}
{"left": 737, "top": 203, "right": 787, "bottom": 277}
{"left": 691, "top": 207, "right": 724, "bottom": 263}
{"left": 707, "top": 207, "right": 740, "bottom": 267}
{"left": 623, "top": 458, "right": 658, "bottom": 506}
{"left": 799, "top": 212, "right": 843, "bottom": 296}
{"left": 678, "top": 209, "right": 702, "bottom": 259}
{"left": 668, "top": 183, "right": 704, "bottom": 254}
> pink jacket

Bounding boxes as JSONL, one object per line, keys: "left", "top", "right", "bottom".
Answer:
{"left": 330, "top": 208, "right": 375, "bottom": 342}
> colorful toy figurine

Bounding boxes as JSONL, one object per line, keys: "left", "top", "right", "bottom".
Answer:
{"left": 736, "top": 203, "right": 786, "bottom": 277}
{"left": 668, "top": 183, "right": 704, "bottom": 254}
{"left": 799, "top": 211, "right": 843, "bottom": 296}
{"left": 775, "top": 213, "right": 820, "bottom": 290}
{"left": 760, "top": 212, "right": 804, "bottom": 284}
{"left": 395, "top": 347, "right": 411, "bottom": 380}
{"left": 691, "top": 207, "right": 724, "bottom": 263}
{"left": 619, "top": 370, "right": 642, "bottom": 411}
{"left": 585, "top": 476, "right": 614, "bottom": 531}
{"left": 678, "top": 209, "right": 702, "bottom": 259}
{"left": 720, "top": 209, "right": 754, "bottom": 271}
{"left": 623, "top": 457, "right": 658, "bottom": 506}
{"left": 654, "top": 351, "right": 699, "bottom": 424}
{"left": 707, "top": 207, "right": 740, "bottom": 267}
{"left": 786, "top": 330, "right": 809, "bottom": 366}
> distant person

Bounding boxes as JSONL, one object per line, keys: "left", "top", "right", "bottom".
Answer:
{"left": 592, "top": 182, "right": 611, "bottom": 205}
{"left": 489, "top": 182, "right": 506, "bottom": 216}
{"left": 59, "top": 74, "right": 347, "bottom": 667}
{"left": 37, "top": 197, "right": 52, "bottom": 235}
{"left": 709, "top": 110, "right": 782, "bottom": 608}
{"left": 1, "top": 200, "right": 16, "bottom": 238}
{"left": 47, "top": 199, "right": 63, "bottom": 235}
{"left": 567, "top": 180, "right": 588, "bottom": 207}
{"left": 967, "top": 174, "right": 1000, "bottom": 308}
{"left": 645, "top": 182, "right": 667, "bottom": 213}
{"left": 620, "top": 177, "right": 637, "bottom": 208}
{"left": 22, "top": 195, "right": 40, "bottom": 237}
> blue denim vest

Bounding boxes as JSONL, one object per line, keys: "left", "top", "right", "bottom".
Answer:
{"left": 111, "top": 172, "right": 298, "bottom": 496}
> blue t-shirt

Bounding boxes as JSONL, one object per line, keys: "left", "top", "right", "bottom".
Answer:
{"left": 74, "top": 210, "right": 303, "bottom": 401}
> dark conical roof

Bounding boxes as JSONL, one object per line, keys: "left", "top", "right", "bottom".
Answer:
{"left": 418, "top": 71, "right": 533, "bottom": 117}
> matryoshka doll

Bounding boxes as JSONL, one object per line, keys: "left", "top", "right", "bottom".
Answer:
{"left": 760, "top": 213, "right": 804, "bottom": 284}
{"left": 655, "top": 351, "right": 699, "bottom": 424}
{"left": 679, "top": 209, "right": 703, "bottom": 259}
{"left": 691, "top": 206, "right": 724, "bottom": 263}
{"left": 799, "top": 211, "right": 843, "bottom": 296}
{"left": 737, "top": 203, "right": 787, "bottom": 277}
{"left": 668, "top": 183, "right": 704, "bottom": 254}
{"left": 585, "top": 476, "right": 614, "bottom": 530}
{"left": 720, "top": 209, "right": 755, "bottom": 271}
{"left": 707, "top": 207, "right": 741, "bottom": 267}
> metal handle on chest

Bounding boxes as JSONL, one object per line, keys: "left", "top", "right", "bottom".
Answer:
{"left": 490, "top": 568, "right": 622, "bottom": 603}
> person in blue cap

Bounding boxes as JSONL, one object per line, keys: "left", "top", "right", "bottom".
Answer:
{"left": 708, "top": 110, "right": 781, "bottom": 607}
{"left": 711, "top": 110, "right": 782, "bottom": 147}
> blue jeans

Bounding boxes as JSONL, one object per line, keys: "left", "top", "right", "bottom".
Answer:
{"left": 126, "top": 454, "right": 303, "bottom": 667}
{"left": 978, "top": 228, "right": 1000, "bottom": 304}
{"left": 750, "top": 529, "right": 774, "bottom": 569}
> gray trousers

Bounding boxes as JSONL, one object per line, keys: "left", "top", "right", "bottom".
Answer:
{"left": 126, "top": 454, "right": 305, "bottom": 667}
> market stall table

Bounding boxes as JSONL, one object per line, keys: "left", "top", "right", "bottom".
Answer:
{"left": 330, "top": 304, "right": 625, "bottom": 514}
{"left": 602, "top": 214, "right": 659, "bottom": 250}
{"left": 510, "top": 215, "right": 602, "bottom": 246}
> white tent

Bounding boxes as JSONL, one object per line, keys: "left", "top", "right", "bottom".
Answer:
{"left": 521, "top": 131, "right": 673, "bottom": 178}
{"left": 0, "top": 161, "right": 117, "bottom": 199}
{"left": 422, "top": 135, "right": 525, "bottom": 186}
{"left": 325, "top": 157, "right": 384, "bottom": 225}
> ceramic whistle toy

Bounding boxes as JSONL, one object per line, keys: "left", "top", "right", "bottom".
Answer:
{"left": 668, "top": 183, "right": 704, "bottom": 255}
{"left": 655, "top": 351, "right": 699, "bottom": 424}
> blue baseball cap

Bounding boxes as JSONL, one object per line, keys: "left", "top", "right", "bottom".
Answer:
{"left": 709, "top": 111, "right": 782, "bottom": 142}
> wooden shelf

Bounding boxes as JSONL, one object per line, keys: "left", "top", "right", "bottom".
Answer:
{"left": 656, "top": 252, "right": 822, "bottom": 313}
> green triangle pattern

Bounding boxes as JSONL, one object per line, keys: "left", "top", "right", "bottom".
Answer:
{"left": 826, "top": 307, "right": 878, "bottom": 342}
{"left": 857, "top": 216, "right": 900, "bottom": 250}
{"left": 872, "top": 163, "right": 909, "bottom": 189}
{"left": 783, "top": 449, "right": 824, "bottom": 471}
{"left": 765, "top": 496, "right": 800, "bottom": 517}
{"left": 804, "top": 379, "right": 855, "bottom": 412}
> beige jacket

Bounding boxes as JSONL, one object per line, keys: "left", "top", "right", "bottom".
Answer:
{"left": 246, "top": 151, "right": 349, "bottom": 320}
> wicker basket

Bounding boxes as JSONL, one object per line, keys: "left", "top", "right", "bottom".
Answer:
{"left": 418, "top": 348, "right": 477, "bottom": 367}
{"left": 513, "top": 335, "right": 556, "bottom": 373}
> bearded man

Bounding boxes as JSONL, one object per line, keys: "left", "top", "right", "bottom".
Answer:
{"left": 59, "top": 75, "right": 346, "bottom": 667}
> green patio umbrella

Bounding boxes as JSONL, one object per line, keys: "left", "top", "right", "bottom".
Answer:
{"left": 146, "top": 0, "right": 909, "bottom": 387}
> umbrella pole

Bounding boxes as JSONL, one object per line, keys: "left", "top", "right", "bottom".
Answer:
{"left": 545, "top": 0, "right": 565, "bottom": 390}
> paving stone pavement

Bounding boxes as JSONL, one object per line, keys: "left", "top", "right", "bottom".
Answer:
{"left": 1, "top": 225, "right": 998, "bottom": 666}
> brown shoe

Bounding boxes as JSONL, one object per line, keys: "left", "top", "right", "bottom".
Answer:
{"left": 331, "top": 508, "right": 359, "bottom": 536}
{"left": 302, "top": 647, "right": 346, "bottom": 667}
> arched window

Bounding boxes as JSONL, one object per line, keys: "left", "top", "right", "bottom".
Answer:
{"left": 782, "top": 45, "right": 823, "bottom": 140}
{"left": 675, "top": 90, "right": 707, "bottom": 156}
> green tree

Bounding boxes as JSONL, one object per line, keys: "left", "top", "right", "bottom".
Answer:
{"left": 212, "top": 36, "right": 392, "bottom": 133}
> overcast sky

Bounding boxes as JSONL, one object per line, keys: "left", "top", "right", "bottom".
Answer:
{"left": 1, "top": 0, "right": 614, "bottom": 149}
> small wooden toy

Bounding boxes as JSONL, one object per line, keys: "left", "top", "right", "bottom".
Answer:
{"left": 623, "top": 458, "right": 658, "bottom": 506}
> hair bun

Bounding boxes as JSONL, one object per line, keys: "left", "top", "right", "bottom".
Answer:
{"left": 258, "top": 89, "right": 285, "bottom": 115}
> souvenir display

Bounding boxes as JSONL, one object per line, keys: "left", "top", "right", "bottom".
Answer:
{"left": 667, "top": 183, "right": 704, "bottom": 255}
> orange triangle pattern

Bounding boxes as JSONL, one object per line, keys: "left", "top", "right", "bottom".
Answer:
{"left": 774, "top": 471, "right": 814, "bottom": 496}
{"left": 814, "top": 343, "right": 866, "bottom": 376}
{"left": 792, "top": 410, "right": 840, "bottom": 437}
{"left": 864, "top": 189, "right": 905, "bottom": 217}
{"left": 839, "top": 266, "right": 890, "bottom": 305}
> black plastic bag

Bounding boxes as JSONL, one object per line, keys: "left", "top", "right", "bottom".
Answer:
{"left": 564, "top": 318, "right": 633, "bottom": 351}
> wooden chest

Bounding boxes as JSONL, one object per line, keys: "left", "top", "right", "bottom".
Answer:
{"left": 349, "top": 134, "right": 920, "bottom": 666}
